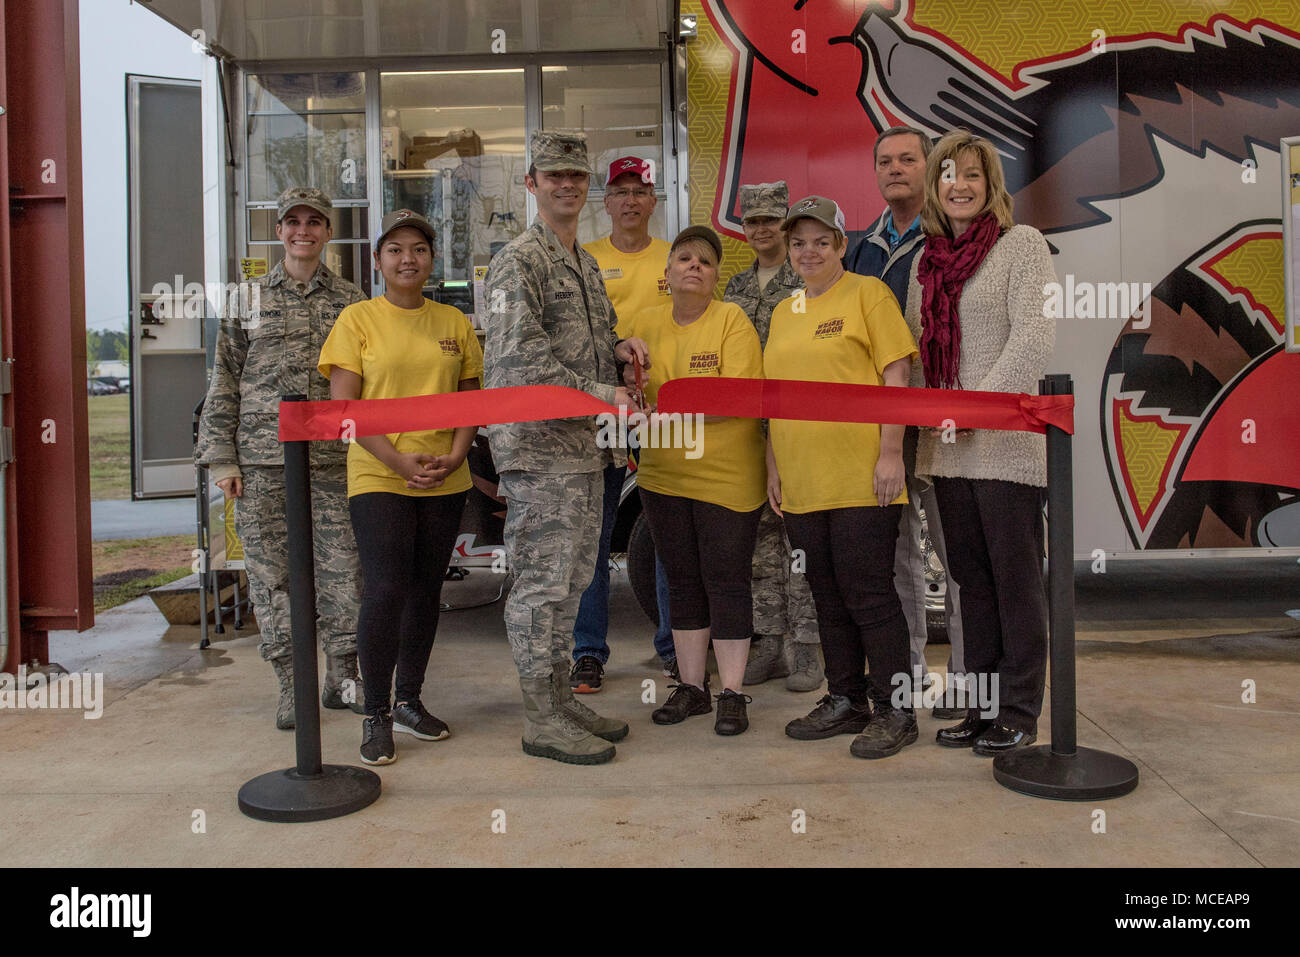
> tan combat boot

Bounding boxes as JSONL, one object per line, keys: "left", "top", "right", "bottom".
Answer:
{"left": 785, "top": 640, "right": 825, "bottom": 692}
{"left": 743, "top": 634, "right": 789, "bottom": 685}
{"left": 551, "top": 661, "right": 628, "bottom": 742}
{"left": 520, "top": 676, "right": 615, "bottom": 765}
{"left": 322, "top": 652, "right": 366, "bottom": 714}
{"left": 271, "top": 657, "right": 294, "bottom": 730}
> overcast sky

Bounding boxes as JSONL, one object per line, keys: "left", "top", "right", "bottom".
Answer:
{"left": 80, "top": 0, "right": 201, "bottom": 333}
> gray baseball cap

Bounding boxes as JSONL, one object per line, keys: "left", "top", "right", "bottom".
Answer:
{"left": 670, "top": 225, "right": 723, "bottom": 264}
{"left": 375, "top": 208, "right": 436, "bottom": 247}
{"left": 739, "top": 181, "right": 788, "bottom": 222}
{"left": 782, "top": 195, "right": 847, "bottom": 236}
{"left": 531, "top": 130, "right": 593, "bottom": 175}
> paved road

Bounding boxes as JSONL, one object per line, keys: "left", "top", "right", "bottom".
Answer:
{"left": 92, "top": 495, "right": 222, "bottom": 542}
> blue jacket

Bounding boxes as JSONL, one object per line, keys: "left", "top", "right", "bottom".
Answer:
{"left": 845, "top": 209, "right": 926, "bottom": 312}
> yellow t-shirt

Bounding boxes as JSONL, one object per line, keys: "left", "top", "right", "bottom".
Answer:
{"left": 623, "top": 299, "right": 766, "bottom": 512}
{"left": 582, "top": 236, "right": 673, "bottom": 337}
{"left": 318, "top": 296, "right": 484, "bottom": 498}
{"left": 763, "top": 272, "right": 918, "bottom": 513}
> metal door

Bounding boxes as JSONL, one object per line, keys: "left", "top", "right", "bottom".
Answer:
{"left": 128, "top": 74, "right": 207, "bottom": 498}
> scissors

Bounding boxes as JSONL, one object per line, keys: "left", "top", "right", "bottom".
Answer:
{"left": 631, "top": 354, "right": 646, "bottom": 411}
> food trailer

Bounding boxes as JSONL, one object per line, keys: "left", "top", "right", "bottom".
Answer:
{"left": 134, "top": 0, "right": 1300, "bottom": 577}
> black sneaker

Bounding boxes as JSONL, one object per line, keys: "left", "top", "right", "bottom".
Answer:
{"left": 785, "top": 693, "right": 872, "bottom": 740}
{"left": 570, "top": 656, "right": 604, "bottom": 694}
{"left": 849, "top": 707, "right": 919, "bottom": 759}
{"left": 360, "top": 710, "right": 396, "bottom": 765}
{"left": 392, "top": 699, "right": 450, "bottom": 741}
{"left": 661, "top": 656, "right": 679, "bottom": 681}
{"left": 651, "top": 680, "right": 712, "bottom": 725}
{"left": 714, "top": 689, "right": 752, "bottom": 736}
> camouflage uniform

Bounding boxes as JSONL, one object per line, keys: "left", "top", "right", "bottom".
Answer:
{"left": 723, "top": 181, "right": 818, "bottom": 646}
{"left": 484, "top": 132, "right": 626, "bottom": 682}
{"left": 723, "top": 256, "right": 802, "bottom": 350}
{"left": 195, "top": 246, "right": 365, "bottom": 663}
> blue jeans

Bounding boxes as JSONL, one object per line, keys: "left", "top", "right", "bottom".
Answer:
{"left": 572, "top": 463, "right": 625, "bottom": 664}
{"left": 653, "top": 557, "right": 673, "bottom": 660}
{"left": 572, "top": 462, "right": 676, "bottom": 665}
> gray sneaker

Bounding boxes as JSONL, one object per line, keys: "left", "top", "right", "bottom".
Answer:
{"left": 784, "top": 641, "right": 825, "bottom": 692}
{"left": 360, "top": 710, "right": 396, "bottom": 765}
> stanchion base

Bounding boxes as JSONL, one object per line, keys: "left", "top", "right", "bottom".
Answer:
{"left": 993, "top": 745, "right": 1139, "bottom": 801}
{"left": 238, "top": 764, "right": 381, "bottom": 823}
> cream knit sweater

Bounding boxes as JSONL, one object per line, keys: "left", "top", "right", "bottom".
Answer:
{"left": 903, "top": 224, "right": 1057, "bottom": 488}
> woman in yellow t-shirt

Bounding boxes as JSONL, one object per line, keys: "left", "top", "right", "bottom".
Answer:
{"left": 763, "top": 196, "right": 919, "bottom": 759}
{"left": 317, "top": 209, "right": 483, "bottom": 767}
{"left": 622, "top": 225, "right": 766, "bottom": 736}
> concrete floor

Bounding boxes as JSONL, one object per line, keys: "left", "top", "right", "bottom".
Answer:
{"left": 9, "top": 559, "right": 1300, "bottom": 867}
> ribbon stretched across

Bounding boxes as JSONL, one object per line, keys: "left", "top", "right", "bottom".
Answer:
{"left": 277, "top": 378, "right": 1073, "bottom": 442}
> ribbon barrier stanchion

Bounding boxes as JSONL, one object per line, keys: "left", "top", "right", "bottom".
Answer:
{"left": 238, "top": 395, "right": 382, "bottom": 823}
{"left": 991, "top": 374, "right": 1139, "bottom": 800}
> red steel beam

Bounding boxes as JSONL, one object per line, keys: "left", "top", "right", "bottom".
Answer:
{"left": 1, "top": 0, "right": 93, "bottom": 673}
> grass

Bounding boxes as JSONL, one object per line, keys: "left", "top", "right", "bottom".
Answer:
{"left": 88, "top": 393, "right": 131, "bottom": 500}
{"left": 92, "top": 534, "right": 193, "bottom": 613}
{"left": 85, "top": 401, "right": 199, "bottom": 612}
{"left": 93, "top": 567, "right": 191, "bottom": 613}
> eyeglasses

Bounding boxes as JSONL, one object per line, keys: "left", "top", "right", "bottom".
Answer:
{"left": 607, "top": 188, "right": 655, "bottom": 200}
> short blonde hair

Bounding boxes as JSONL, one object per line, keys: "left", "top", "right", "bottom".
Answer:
{"left": 669, "top": 237, "right": 719, "bottom": 268}
{"left": 921, "top": 130, "right": 1014, "bottom": 238}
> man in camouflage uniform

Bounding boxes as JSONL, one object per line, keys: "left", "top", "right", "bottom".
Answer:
{"left": 195, "top": 186, "right": 366, "bottom": 730}
{"left": 722, "top": 181, "right": 823, "bottom": 692}
{"left": 484, "top": 131, "right": 648, "bottom": 765}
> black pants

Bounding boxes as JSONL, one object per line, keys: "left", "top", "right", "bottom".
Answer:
{"left": 932, "top": 477, "right": 1047, "bottom": 734}
{"left": 783, "top": 505, "right": 909, "bottom": 707}
{"left": 349, "top": 490, "right": 467, "bottom": 716}
{"left": 638, "top": 487, "right": 761, "bottom": 640}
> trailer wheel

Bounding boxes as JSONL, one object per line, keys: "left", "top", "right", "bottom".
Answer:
{"left": 627, "top": 511, "right": 659, "bottom": 626}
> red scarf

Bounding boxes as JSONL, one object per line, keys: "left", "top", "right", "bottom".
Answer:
{"left": 917, "top": 212, "right": 1002, "bottom": 389}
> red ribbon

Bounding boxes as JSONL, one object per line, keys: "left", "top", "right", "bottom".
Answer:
{"left": 278, "top": 378, "right": 1073, "bottom": 442}
{"left": 656, "top": 378, "right": 1074, "bottom": 434}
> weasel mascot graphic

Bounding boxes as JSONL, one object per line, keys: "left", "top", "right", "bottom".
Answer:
{"left": 701, "top": 0, "right": 1300, "bottom": 549}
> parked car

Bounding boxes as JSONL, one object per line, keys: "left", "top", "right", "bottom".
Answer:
{"left": 88, "top": 378, "right": 114, "bottom": 396}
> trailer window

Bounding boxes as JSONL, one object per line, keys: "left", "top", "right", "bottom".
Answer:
{"left": 244, "top": 72, "right": 371, "bottom": 293}
{"left": 542, "top": 63, "right": 667, "bottom": 247}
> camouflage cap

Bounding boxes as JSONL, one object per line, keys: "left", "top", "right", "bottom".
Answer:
{"left": 276, "top": 186, "right": 333, "bottom": 222}
{"left": 530, "top": 130, "right": 593, "bottom": 175}
{"left": 375, "top": 208, "right": 437, "bottom": 247}
{"left": 782, "top": 195, "right": 847, "bottom": 237}
{"left": 739, "top": 181, "right": 789, "bottom": 222}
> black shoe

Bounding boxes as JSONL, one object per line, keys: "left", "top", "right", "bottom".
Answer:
{"left": 935, "top": 713, "right": 993, "bottom": 748}
{"left": 785, "top": 693, "right": 872, "bottom": 740}
{"left": 850, "top": 707, "right": 919, "bottom": 759}
{"left": 714, "top": 689, "right": 752, "bottom": 736}
{"left": 392, "top": 699, "right": 450, "bottom": 741}
{"left": 651, "top": 680, "right": 712, "bottom": 725}
{"left": 661, "top": 656, "right": 680, "bottom": 681}
{"left": 570, "top": 656, "right": 604, "bottom": 694}
{"left": 930, "top": 680, "right": 969, "bottom": 720}
{"left": 972, "top": 724, "right": 1036, "bottom": 757}
{"left": 360, "top": 710, "right": 396, "bottom": 765}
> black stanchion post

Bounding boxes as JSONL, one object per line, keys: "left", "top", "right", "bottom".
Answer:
{"left": 237, "top": 395, "right": 382, "bottom": 822}
{"left": 991, "top": 374, "right": 1139, "bottom": 800}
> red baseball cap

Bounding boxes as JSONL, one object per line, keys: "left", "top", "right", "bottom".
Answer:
{"left": 605, "top": 156, "right": 654, "bottom": 188}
